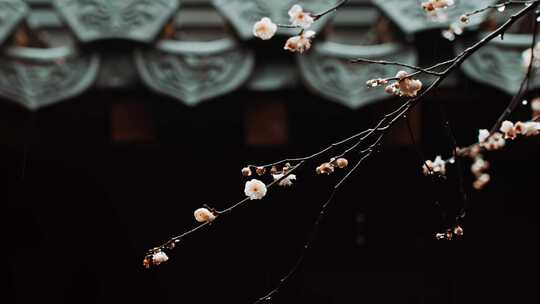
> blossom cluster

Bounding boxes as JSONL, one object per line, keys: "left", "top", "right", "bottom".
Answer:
{"left": 424, "top": 99, "right": 540, "bottom": 191}
{"left": 143, "top": 250, "right": 170, "bottom": 268}
{"left": 253, "top": 5, "right": 317, "bottom": 53}
{"left": 435, "top": 225, "right": 464, "bottom": 240}
{"left": 471, "top": 156, "right": 490, "bottom": 190}
{"left": 422, "top": 155, "right": 447, "bottom": 176}
{"left": 316, "top": 157, "right": 349, "bottom": 175}
{"left": 367, "top": 71, "right": 423, "bottom": 98}
{"left": 421, "top": 0, "right": 455, "bottom": 12}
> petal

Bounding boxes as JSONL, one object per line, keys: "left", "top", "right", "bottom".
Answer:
{"left": 288, "top": 4, "right": 303, "bottom": 17}
{"left": 303, "top": 30, "right": 316, "bottom": 38}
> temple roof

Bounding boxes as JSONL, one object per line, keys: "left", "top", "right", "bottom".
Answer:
{"left": 0, "top": 0, "right": 533, "bottom": 110}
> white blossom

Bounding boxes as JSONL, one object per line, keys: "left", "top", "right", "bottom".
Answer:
{"left": 422, "top": 0, "right": 454, "bottom": 12}
{"left": 442, "top": 22, "right": 464, "bottom": 41}
{"left": 241, "top": 167, "right": 252, "bottom": 177}
{"left": 244, "top": 179, "right": 267, "bottom": 200}
{"left": 473, "top": 173, "right": 491, "bottom": 190}
{"left": 288, "top": 4, "right": 314, "bottom": 29}
{"left": 435, "top": 233, "right": 447, "bottom": 240}
{"left": 284, "top": 30, "right": 316, "bottom": 53}
{"left": 478, "top": 129, "right": 490, "bottom": 143}
{"left": 194, "top": 208, "right": 216, "bottom": 223}
{"left": 366, "top": 78, "right": 388, "bottom": 87}
{"left": 335, "top": 158, "right": 349, "bottom": 168}
{"left": 500, "top": 120, "right": 517, "bottom": 139}
{"left": 253, "top": 17, "right": 278, "bottom": 40}
{"left": 442, "top": 29, "right": 456, "bottom": 41}
{"left": 515, "top": 121, "right": 540, "bottom": 136}
{"left": 454, "top": 225, "right": 464, "bottom": 236}
{"left": 471, "top": 157, "right": 489, "bottom": 177}
{"left": 152, "top": 251, "right": 169, "bottom": 265}
{"left": 385, "top": 71, "right": 423, "bottom": 98}
{"left": 423, "top": 155, "right": 446, "bottom": 176}
{"left": 316, "top": 162, "right": 335, "bottom": 175}
{"left": 483, "top": 132, "right": 506, "bottom": 151}
{"left": 272, "top": 173, "right": 296, "bottom": 186}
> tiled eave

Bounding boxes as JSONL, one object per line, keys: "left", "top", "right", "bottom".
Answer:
{"left": 0, "top": 0, "right": 531, "bottom": 110}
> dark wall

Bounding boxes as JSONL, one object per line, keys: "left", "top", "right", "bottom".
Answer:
{"left": 3, "top": 81, "right": 540, "bottom": 304}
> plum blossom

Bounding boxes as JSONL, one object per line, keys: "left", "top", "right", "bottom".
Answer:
{"left": 515, "top": 121, "right": 540, "bottom": 136}
{"left": 473, "top": 173, "right": 491, "bottom": 190}
{"left": 478, "top": 129, "right": 490, "bottom": 143}
{"left": 435, "top": 233, "right": 447, "bottom": 240}
{"left": 335, "top": 158, "right": 349, "bottom": 169}
{"left": 422, "top": 155, "right": 446, "bottom": 176}
{"left": 152, "top": 251, "right": 169, "bottom": 266}
{"left": 483, "top": 132, "right": 506, "bottom": 151}
{"left": 316, "top": 162, "right": 335, "bottom": 175}
{"left": 366, "top": 78, "right": 389, "bottom": 88}
{"left": 385, "top": 71, "right": 423, "bottom": 97}
{"left": 453, "top": 225, "right": 464, "bottom": 236}
{"left": 256, "top": 166, "right": 266, "bottom": 176}
{"left": 253, "top": 17, "right": 278, "bottom": 40}
{"left": 442, "top": 22, "right": 464, "bottom": 41}
{"left": 471, "top": 157, "right": 489, "bottom": 177}
{"left": 272, "top": 173, "right": 297, "bottom": 186}
{"left": 421, "top": 0, "right": 455, "bottom": 11}
{"left": 194, "top": 208, "right": 216, "bottom": 223}
{"left": 244, "top": 179, "right": 267, "bottom": 200}
{"left": 500, "top": 120, "right": 518, "bottom": 139}
{"left": 241, "top": 167, "right": 252, "bottom": 177}
{"left": 288, "top": 4, "right": 314, "bottom": 29}
{"left": 284, "top": 30, "right": 316, "bottom": 53}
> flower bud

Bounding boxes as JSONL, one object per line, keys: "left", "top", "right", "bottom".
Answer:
{"left": 241, "top": 167, "right": 252, "bottom": 177}
{"left": 454, "top": 225, "right": 464, "bottom": 236}
{"left": 316, "top": 163, "right": 335, "bottom": 175}
{"left": 256, "top": 166, "right": 266, "bottom": 176}
{"left": 336, "top": 158, "right": 349, "bottom": 169}
{"left": 194, "top": 208, "right": 217, "bottom": 223}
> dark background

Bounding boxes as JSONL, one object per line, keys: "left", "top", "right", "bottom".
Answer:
{"left": 3, "top": 80, "right": 540, "bottom": 303}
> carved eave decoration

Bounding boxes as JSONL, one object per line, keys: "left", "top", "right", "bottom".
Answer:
{"left": 0, "top": 0, "right": 28, "bottom": 45}
{"left": 299, "top": 41, "right": 417, "bottom": 109}
{"left": 213, "top": 0, "right": 339, "bottom": 40}
{"left": 0, "top": 46, "right": 100, "bottom": 110}
{"left": 53, "top": 0, "right": 180, "bottom": 43}
{"left": 372, "top": 0, "right": 497, "bottom": 35}
{"left": 459, "top": 33, "right": 540, "bottom": 95}
{"left": 135, "top": 38, "right": 255, "bottom": 106}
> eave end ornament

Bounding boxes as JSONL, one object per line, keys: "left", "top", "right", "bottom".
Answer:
{"left": 53, "top": 0, "right": 180, "bottom": 43}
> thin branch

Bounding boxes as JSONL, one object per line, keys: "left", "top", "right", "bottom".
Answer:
{"left": 277, "top": 0, "right": 350, "bottom": 29}
{"left": 351, "top": 58, "right": 445, "bottom": 77}
{"left": 147, "top": 161, "right": 305, "bottom": 255}
{"left": 145, "top": 4, "right": 540, "bottom": 303}
{"left": 253, "top": 188, "right": 339, "bottom": 304}
{"left": 463, "top": 0, "right": 536, "bottom": 18}
{"left": 490, "top": 8, "right": 539, "bottom": 134}
{"left": 313, "top": 0, "right": 349, "bottom": 19}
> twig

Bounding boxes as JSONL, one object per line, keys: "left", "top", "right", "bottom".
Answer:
{"left": 351, "top": 58, "right": 445, "bottom": 77}
{"left": 277, "top": 0, "right": 350, "bottom": 28}
{"left": 253, "top": 188, "right": 338, "bottom": 304}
